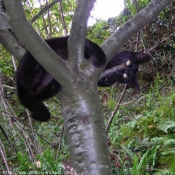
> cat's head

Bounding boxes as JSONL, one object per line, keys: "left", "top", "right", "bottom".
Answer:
{"left": 101, "top": 51, "right": 151, "bottom": 91}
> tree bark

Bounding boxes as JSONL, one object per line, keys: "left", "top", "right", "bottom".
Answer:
{"left": 59, "top": 83, "right": 112, "bottom": 174}
{"left": 4, "top": 0, "right": 113, "bottom": 174}
{"left": 1, "top": 0, "right": 173, "bottom": 174}
{"left": 101, "top": 0, "right": 173, "bottom": 62}
{"left": 0, "top": 0, "right": 25, "bottom": 60}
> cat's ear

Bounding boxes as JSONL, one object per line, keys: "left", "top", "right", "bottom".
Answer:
{"left": 131, "top": 77, "right": 140, "bottom": 92}
{"left": 133, "top": 52, "right": 151, "bottom": 65}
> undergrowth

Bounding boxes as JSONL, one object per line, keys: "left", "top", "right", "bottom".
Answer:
{"left": 105, "top": 75, "right": 175, "bottom": 174}
{"left": 1, "top": 61, "right": 175, "bottom": 174}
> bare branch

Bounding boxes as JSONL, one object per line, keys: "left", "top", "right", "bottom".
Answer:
{"left": 4, "top": 0, "right": 75, "bottom": 89}
{"left": 0, "top": 29, "right": 25, "bottom": 61}
{"left": 68, "top": 0, "right": 96, "bottom": 68}
{"left": 99, "top": 63, "right": 125, "bottom": 80}
{"left": 0, "top": 2, "right": 25, "bottom": 60}
{"left": 0, "top": 124, "right": 17, "bottom": 153}
{"left": 27, "top": 110, "right": 41, "bottom": 154}
{"left": 59, "top": 1, "right": 68, "bottom": 36}
{"left": 146, "top": 31, "right": 175, "bottom": 53}
{"left": 106, "top": 84, "right": 127, "bottom": 133}
{"left": 86, "top": 0, "right": 173, "bottom": 82}
{"left": 30, "top": 0, "right": 61, "bottom": 23}
{"left": 101, "top": 0, "right": 172, "bottom": 63}
{"left": 0, "top": 142, "right": 11, "bottom": 174}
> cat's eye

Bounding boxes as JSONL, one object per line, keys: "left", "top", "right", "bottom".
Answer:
{"left": 126, "top": 60, "right": 130, "bottom": 66}
{"left": 123, "top": 73, "right": 127, "bottom": 78}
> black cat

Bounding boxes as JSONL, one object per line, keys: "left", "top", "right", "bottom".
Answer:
{"left": 98, "top": 51, "right": 150, "bottom": 91}
{"left": 16, "top": 36, "right": 106, "bottom": 121}
{"left": 16, "top": 37, "right": 150, "bottom": 122}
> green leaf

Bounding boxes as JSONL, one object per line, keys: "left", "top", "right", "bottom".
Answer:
{"left": 157, "top": 121, "right": 175, "bottom": 133}
{"left": 163, "top": 139, "right": 175, "bottom": 148}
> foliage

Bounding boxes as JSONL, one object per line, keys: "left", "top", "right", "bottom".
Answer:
{"left": 13, "top": 150, "right": 63, "bottom": 173}
{"left": 131, "top": 148, "right": 157, "bottom": 175}
{"left": 0, "top": 46, "right": 14, "bottom": 77}
{"left": 105, "top": 73, "right": 175, "bottom": 174}
{"left": 1, "top": 0, "right": 175, "bottom": 174}
{"left": 23, "top": 0, "right": 76, "bottom": 38}
{"left": 87, "top": 20, "right": 111, "bottom": 44}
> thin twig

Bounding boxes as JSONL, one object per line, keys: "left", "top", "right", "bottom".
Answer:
{"left": 120, "top": 94, "right": 142, "bottom": 106}
{"left": 0, "top": 85, "right": 16, "bottom": 89}
{"left": 58, "top": 125, "right": 64, "bottom": 151}
{"left": 59, "top": 1, "right": 68, "bottom": 36}
{"left": 46, "top": 0, "right": 52, "bottom": 36}
{"left": 0, "top": 124, "right": 17, "bottom": 153}
{"left": 27, "top": 110, "right": 41, "bottom": 154}
{"left": 30, "top": 0, "right": 61, "bottom": 23}
{"left": 11, "top": 55, "right": 16, "bottom": 71}
{"left": 0, "top": 142, "right": 12, "bottom": 174}
{"left": 146, "top": 31, "right": 175, "bottom": 53}
{"left": 99, "top": 63, "right": 125, "bottom": 80}
{"left": 106, "top": 84, "right": 127, "bottom": 133}
{"left": 35, "top": 132, "right": 56, "bottom": 148}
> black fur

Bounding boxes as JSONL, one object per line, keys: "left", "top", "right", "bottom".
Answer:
{"left": 98, "top": 51, "right": 150, "bottom": 91}
{"left": 16, "top": 37, "right": 150, "bottom": 122}
{"left": 16, "top": 36, "right": 106, "bottom": 121}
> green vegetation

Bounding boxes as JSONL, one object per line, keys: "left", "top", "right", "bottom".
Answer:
{"left": 1, "top": 0, "right": 175, "bottom": 174}
{"left": 103, "top": 75, "right": 175, "bottom": 174}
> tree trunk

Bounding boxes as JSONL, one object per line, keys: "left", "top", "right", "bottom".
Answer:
{"left": 2, "top": 0, "right": 173, "bottom": 174}
{"left": 59, "top": 79, "right": 112, "bottom": 174}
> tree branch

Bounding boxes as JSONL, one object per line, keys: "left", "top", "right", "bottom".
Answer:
{"left": 30, "top": 0, "right": 61, "bottom": 24}
{"left": 0, "top": 124, "right": 17, "bottom": 153}
{"left": 68, "top": 0, "right": 96, "bottom": 70}
{"left": 4, "top": 0, "right": 75, "bottom": 89}
{"left": 106, "top": 84, "right": 127, "bottom": 133}
{"left": 0, "top": 29, "right": 25, "bottom": 60}
{"left": 0, "top": 0, "right": 25, "bottom": 60}
{"left": 0, "top": 142, "right": 11, "bottom": 173}
{"left": 59, "top": 1, "right": 68, "bottom": 36}
{"left": 101, "top": 0, "right": 172, "bottom": 62}
{"left": 99, "top": 63, "right": 125, "bottom": 80}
